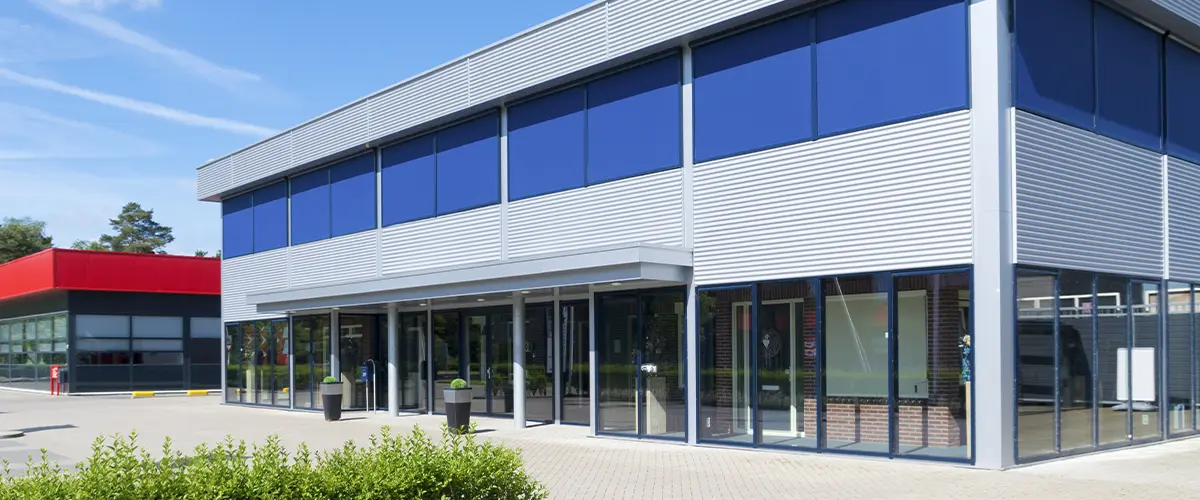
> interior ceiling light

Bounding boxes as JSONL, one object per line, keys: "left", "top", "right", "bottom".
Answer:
{"left": 611, "top": 282, "right": 622, "bottom": 286}
{"left": 520, "top": 290, "right": 530, "bottom": 295}
{"left": 476, "top": 298, "right": 486, "bottom": 302}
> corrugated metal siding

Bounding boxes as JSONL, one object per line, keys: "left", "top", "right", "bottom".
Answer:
{"left": 369, "top": 61, "right": 470, "bottom": 141}
{"left": 1154, "top": 0, "right": 1200, "bottom": 26}
{"left": 288, "top": 231, "right": 378, "bottom": 287}
{"left": 507, "top": 169, "right": 683, "bottom": 258}
{"left": 198, "top": 0, "right": 814, "bottom": 200}
{"left": 221, "top": 248, "right": 288, "bottom": 322}
{"left": 292, "top": 101, "right": 370, "bottom": 166}
{"left": 606, "top": 0, "right": 782, "bottom": 58}
{"left": 197, "top": 156, "right": 231, "bottom": 200}
{"left": 469, "top": 5, "right": 607, "bottom": 104}
{"left": 379, "top": 206, "right": 502, "bottom": 275}
{"left": 1015, "top": 111, "right": 1164, "bottom": 277}
{"left": 1169, "top": 156, "right": 1200, "bottom": 281}
{"left": 231, "top": 133, "right": 292, "bottom": 186}
{"left": 693, "top": 110, "right": 973, "bottom": 285}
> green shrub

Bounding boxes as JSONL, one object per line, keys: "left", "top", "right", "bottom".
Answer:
{"left": 0, "top": 425, "right": 546, "bottom": 500}
{"left": 450, "top": 378, "right": 467, "bottom": 389}
{"left": 322, "top": 375, "right": 337, "bottom": 383}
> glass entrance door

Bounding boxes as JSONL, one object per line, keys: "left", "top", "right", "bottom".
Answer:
{"left": 597, "top": 288, "right": 687, "bottom": 440}
{"left": 465, "top": 310, "right": 514, "bottom": 417}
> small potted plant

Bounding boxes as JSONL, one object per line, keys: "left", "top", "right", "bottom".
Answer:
{"left": 444, "top": 378, "right": 471, "bottom": 434}
{"left": 321, "top": 375, "right": 342, "bottom": 422}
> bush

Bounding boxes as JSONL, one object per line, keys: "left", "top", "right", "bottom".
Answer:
{"left": 450, "top": 378, "right": 467, "bottom": 389}
{"left": 0, "top": 425, "right": 546, "bottom": 500}
{"left": 322, "top": 375, "right": 337, "bottom": 383}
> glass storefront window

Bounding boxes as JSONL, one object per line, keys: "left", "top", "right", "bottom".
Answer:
{"left": 1131, "top": 281, "right": 1161, "bottom": 440}
{"left": 1166, "top": 283, "right": 1194, "bottom": 436}
{"left": 1058, "top": 270, "right": 1095, "bottom": 452}
{"left": 1016, "top": 269, "right": 1056, "bottom": 460}
{"left": 560, "top": 301, "right": 590, "bottom": 425}
{"left": 822, "top": 274, "right": 889, "bottom": 453}
{"left": 432, "top": 312, "right": 461, "bottom": 414}
{"left": 398, "top": 313, "right": 427, "bottom": 412}
{"left": 1096, "top": 275, "right": 1130, "bottom": 447}
{"left": 698, "top": 287, "right": 753, "bottom": 444}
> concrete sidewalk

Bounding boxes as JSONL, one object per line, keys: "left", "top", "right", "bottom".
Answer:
{"left": 0, "top": 391, "right": 1197, "bottom": 499}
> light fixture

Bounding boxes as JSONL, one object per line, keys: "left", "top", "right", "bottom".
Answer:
{"left": 476, "top": 298, "right": 486, "bottom": 302}
{"left": 332, "top": 307, "right": 341, "bottom": 311}
{"left": 520, "top": 290, "right": 530, "bottom": 295}
{"left": 419, "top": 303, "right": 427, "bottom": 307}
{"left": 611, "top": 282, "right": 622, "bottom": 286}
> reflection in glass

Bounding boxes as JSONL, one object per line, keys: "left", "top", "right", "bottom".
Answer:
{"left": 1131, "top": 281, "right": 1161, "bottom": 440}
{"left": 597, "top": 295, "right": 638, "bottom": 434}
{"left": 698, "top": 287, "right": 753, "bottom": 444}
{"left": 759, "top": 281, "right": 815, "bottom": 448}
{"left": 338, "top": 315, "right": 377, "bottom": 410}
{"left": 1166, "top": 283, "right": 1193, "bottom": 435}
{"left": 398, "top": 313, "right": 428, "bottom": 412}
{"left": 311, "top": 316, "right": 330, "bottom": 410}
{"left": 432, "top": 312, "right": 461, "bottom": 414}
{"left": 1016, "top": 270, "right": 1056, "bottom": 459}
{"left": 525, "top": 304, "right": 554, "bottom": 423}
{"left": 272, "top": 320, "right": 289, "bottom": 408}
{"left": 292, "top": 315, "right": 331, "bottom": 409}
{"left": 895, "top": 272, "right": 971, "bottom": 460}
{"left": 1097, "top": 275, "right": 1130, "bottom": 446}
{"left": 1058, "top": 271, "right": 1095, "bottom": 452}
{"left": 466, "top": 314, "right": 488, "bottom": 414}
{"left": 641, "top": 290, "right": 687, "bottom": 438}
{"left": 253, "top": 321, "right": 271, "bottom": 405}
{"left": 560, "top": 301, "right": 590, "bottom": 425}
{"left": 490, "top": 313, "right": 515, "bottom": 416}
{"left": 225, "top": 324, "right": 242, "bottom": 403}
{"left": 822, "top": 275, "right": 889, "bottom": 453}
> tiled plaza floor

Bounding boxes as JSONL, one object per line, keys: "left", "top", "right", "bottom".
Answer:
{"left": 0, "top": 391, "right": 1197, "bottom": 499}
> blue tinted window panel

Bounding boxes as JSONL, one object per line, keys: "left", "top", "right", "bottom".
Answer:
{"left": 694, "top": 14, "right": 813, "bottom": 162}
{"left": 816, "top": 0, "right": 968, "bottom": 137}
{"left": 586, "top": 55, "right": 682, "bottom": 184}
{"left": 1167, "top": 41, "right": 1200, "bottom": 163}
{"left": 330, "top": 154, "right": 377, "bottom": 236}
{"left": 436, "top": 113, "right": 500, "bottom": 215}
{"left": 1095, "top": 5, "right": 1162, "bottom": 151}
{"left": 508, "top": 87, "right": 586, "bottom": 200}
{"left": 381, "top": 135, "right": 436, "bottom": 226}
{"left": 1013, "top": 0, "right": 1095, "bottom": 130}
{"left": 289, "top": 168, "right": 330, "bottom": 245}
{"left": 251, "top": 182, "right": 288, "bottom": 253}
{"left": 221, "top": 193, "right": 253, "bottom": 258}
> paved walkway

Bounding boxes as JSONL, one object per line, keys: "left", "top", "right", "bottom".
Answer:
{"left": 0, "top": 391, "right": 1198, "bottom": 499}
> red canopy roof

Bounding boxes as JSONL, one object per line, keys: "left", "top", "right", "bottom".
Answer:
{"left": 0, "top": 249, "right": 219, "bottom": 302}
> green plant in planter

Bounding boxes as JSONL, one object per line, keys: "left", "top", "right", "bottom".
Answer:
{"left": 450, "top": 378, "right": 467, "bottom": 389}
{"left": 323, "top": 376, "right": 337, "bottom": 384}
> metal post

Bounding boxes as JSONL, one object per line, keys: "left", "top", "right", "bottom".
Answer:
{"left": 589, "top": 290, "right": 598, "bottom": 435}
{"left": 387, "top": 303, "right": 399, "bottom": 417}
{"left": 288, "top": 313, "right": 295, "bottom": 410}
{"left": 330, "top": 310, "right": 340, "bottom": 380}
{"left": 514, "top": 293, "right": 527, "bottom": 428}
{"left": 553, "top": 289, "right": 563, "bottom": 424}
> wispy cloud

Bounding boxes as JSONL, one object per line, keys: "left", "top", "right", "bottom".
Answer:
{"left": 0, "top": 17, "right": 106, "bottom": 64}
{"left": 0, "top": 68, "right": 277, "bottom": 137}
{"left": 0, "top": 102, "right": 161, "bottom": 160}
{"left": 34, "top": 0, "right": 262, "bottom": 91}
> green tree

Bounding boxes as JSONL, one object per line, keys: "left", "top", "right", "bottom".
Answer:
{"left": 194, "top": 249, "right": 208, "bottom": 257}
{"left": 98, "top": 203, "right": 175, "bottom": 254}
{"left": 0, "top": 217, "right": 53, "bottom": 264}
{"left": 71, "top": 240, "right": 108, "bottom": 251}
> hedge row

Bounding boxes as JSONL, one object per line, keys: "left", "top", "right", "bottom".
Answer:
{"left": 0, "top": 425, "right": 546, "bottom": 500}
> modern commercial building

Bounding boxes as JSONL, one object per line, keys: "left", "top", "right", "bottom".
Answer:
{"left": 0, "top": 249, "right": 221, "bottom": 394}
{"left": 196, "top": 0, "right": 1200, "bottom": 468}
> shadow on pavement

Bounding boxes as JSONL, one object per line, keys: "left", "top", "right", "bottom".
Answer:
{"left": 16, "top": 425, "right": 76, "bottom": 434}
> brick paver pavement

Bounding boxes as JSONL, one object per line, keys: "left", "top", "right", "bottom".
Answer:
{"left": 0, "top": 391, "right": 1197, "bottom": 499}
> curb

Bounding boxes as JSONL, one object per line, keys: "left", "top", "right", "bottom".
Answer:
{"left": 130, "top": 390, "right": 220, "bottom": 399}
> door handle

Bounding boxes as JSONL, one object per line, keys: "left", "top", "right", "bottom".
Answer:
{"left": 487, "top": 367, "right": 492, "bottom": 380}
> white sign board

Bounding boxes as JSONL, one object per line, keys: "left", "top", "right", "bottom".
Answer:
{"left": 1116, "top": 347, "right": 1156, "bottom": 402}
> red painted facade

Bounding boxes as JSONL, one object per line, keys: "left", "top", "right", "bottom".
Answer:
{"left": 0, "top": 249, "right": 219, "bottom": 301}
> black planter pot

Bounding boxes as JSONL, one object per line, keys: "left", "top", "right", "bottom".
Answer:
{"left": 321, "top": 382, "right": 343, "bottom": 422}
{"left": 444, "top": 388, "right": 472, "bottom": 433}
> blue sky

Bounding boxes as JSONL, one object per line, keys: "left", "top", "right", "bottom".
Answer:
{"left": 0, "top": 0, "right": 590, "bottom": 254}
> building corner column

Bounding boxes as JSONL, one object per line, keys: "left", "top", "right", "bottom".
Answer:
{"left": 387, "top": 303, "right": 399, "bottom": 418}
{"left": 513, "top": 293, "right": 527, "bottom": 428}
{"left": 970, "top": 0, "right": 1015, "bottom": 469}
